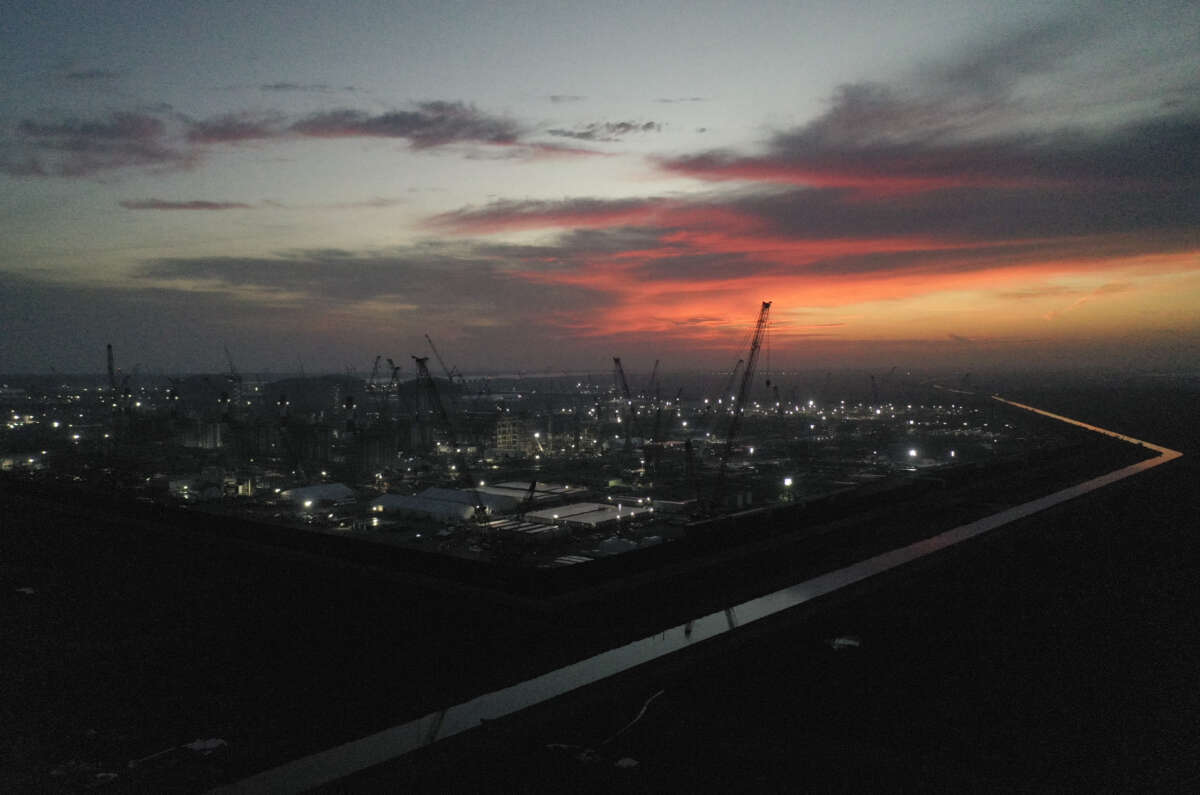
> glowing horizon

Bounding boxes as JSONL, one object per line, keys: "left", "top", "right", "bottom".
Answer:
{"left": 1, "top": 1, "right": 1196, "bottom": 374}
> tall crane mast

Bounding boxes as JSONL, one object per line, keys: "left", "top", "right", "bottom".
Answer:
{"left": 713, "top": 301, "right": 771, "bottom": 510}
{"left": 368, "top": 355, "right": 381, "bottom": 392}
{"left": 612, "top": 356, "right": 635, "bottom": 452}
{"left": 412, "top": 356, "right": 486, "bottom": 519}
{"left": 366, "top": 355, "right": 383, "bottom": 421}
{"left": 643, "top": 359, "right": 659, "bottom": 399}
{"left": 222, "top": 344, "right": 243, "bottom": 415}
{"left": 651, "top": 386, "right": 679, "bottom": 445}
{"left": 412, "top": 356, "right": 456, "bottom": 446}
{"left": 385, "top": 358, "right": 404, "bottom": 416}
{"left": 104, "top": 343, "right": 135, "bottom": 418}
{"left": 223, "top": 344, "right": 241, "bottom": 384}
{"left": 106, "top": 343, "right": 116, "bottom": 393}
{"left": 648, "top": 386, "right": 682, "bottom": 477}
{"left": 721, "top": 359, "right": 744, "bottom": 405}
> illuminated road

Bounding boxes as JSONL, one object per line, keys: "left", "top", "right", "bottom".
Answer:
{"left": 214, "top": 397, "right": 1182, "bottom": 794}
{"left": 992, "top": 396, "right": 1184, "bottom": 460}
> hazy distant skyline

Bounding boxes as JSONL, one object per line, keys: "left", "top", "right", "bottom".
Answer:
{"left": 2, "top": 0, "right": 1197, "bottom": 374}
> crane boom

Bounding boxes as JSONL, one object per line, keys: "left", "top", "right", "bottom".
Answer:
{"left": 425, "top": 334, "right": 459, "bottom": 382}
{"left": 368, "top": 355, "right": 381, "bottom": 390}
{"left": 412, "top": 356, "right": 485, "bottom": 518}
{"left": 644, "top": 359, "right": 659, "bottom": 398}
{"left": 223, "top": 344, "right": 241, "bottom": 382}
{"left": 386, "top": 358, "right": 409, "bottom": 416}
{"left": 714, "top": 301, "right": 771, "bottom": 508}
{"left": 613, "top": 357, "right": 633, "bottom": 401}
{"left": 721, "top": 359, "right": 744, "bottom": 403}
{"left": 365, "top": 355, "right": 384, "bottom": 419}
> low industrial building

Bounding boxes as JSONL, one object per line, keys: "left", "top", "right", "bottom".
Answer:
{"left": 372, "top": 492, "right": 475, "bottom": 522}
{"left": 493, "top": 481, "right": 589, "bottom": 502}
{"left": 280, "top": 483, "right": 356, "bottom": 509}
{"left": 481, "top": 517, "right": 569, "bottom": 542}
{"left": 370, "top": 486, "right": 516, "bottom": 521}
{"left": 525, "top": 501, "right": 652, "bottom": 530}
{"left": 650, "top": 498, "right": 696, "bottom": 514}
{"left": 1, "top": 452, "right": 45, "bottom": 472}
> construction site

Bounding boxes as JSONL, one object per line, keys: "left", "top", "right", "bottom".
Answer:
{"left": 1, "top": 304, "right": 1182, "bottom": 792}
{"left": 1, "top": 302, "right": 1118, "bottom": 586}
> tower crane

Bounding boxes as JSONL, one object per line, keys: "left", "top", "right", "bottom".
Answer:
{"left": 612, "top": 356, "right": 636, "bottom": 452}
{"left": 651, "top": 386, "right": 681, "bottom": 446}
{"left": 642, "top": 359, "right": 659, "bottom": 400}
{"left": 425, "top": 334, "right": 460, "bottom": 383}
{"left": 106, "top": 344, "right": 116, "bottom": 393}
{"left": 104, "top": 344, "right": 136, "bottom": 416}
{"left": 721, "top": 359, "right": 744, "bottom": 406}
{"left": 223, "top": 344, "right": 241, "bottom": 384}
{"left": 385, "top": 358, "right": 406, "bottom": 417}
{"left": 222, "top": 344, "right": 243, "bottom": 416}
{"left": 366, "top": 355, "right": 383, "bottom": 420}
{"left": 647, "top": 386, "right": 682, "bottom": 477}
{"left": 412, "top": 355, "right": 486, "bottom": 520}
{"left": 368, "top": 355, "right": 381, "bottom": 392}
{"left": 713, "top": 301, "right": 771, "bottom": 511}
{"left": 700, "top": 357, "right": 743, "bottom": 434}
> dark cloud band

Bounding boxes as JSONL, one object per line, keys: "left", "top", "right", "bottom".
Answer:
{"left": 120, "top": 199, "right": 252, "bottom": 210}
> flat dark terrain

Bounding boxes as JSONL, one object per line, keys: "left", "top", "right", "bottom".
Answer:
{"left": 2, "top": 377, "right": 1197, "bottom": 792}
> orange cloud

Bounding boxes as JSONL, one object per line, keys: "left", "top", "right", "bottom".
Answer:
{"left": 508, "top": 236, "right": 1198, "bottom": 348}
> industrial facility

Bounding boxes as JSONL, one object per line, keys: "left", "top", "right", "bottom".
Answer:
{"left": 0, "top": 303, "right": 1078, "bottom": 571}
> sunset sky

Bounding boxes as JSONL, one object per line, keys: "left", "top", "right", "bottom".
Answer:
{"left": 2, "top": 0, "right": 1197, "bottom": 375}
